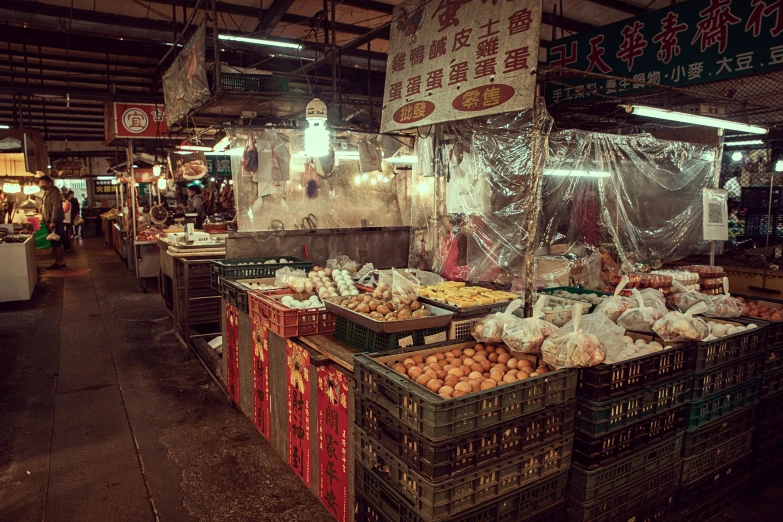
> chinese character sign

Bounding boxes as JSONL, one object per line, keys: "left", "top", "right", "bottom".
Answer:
{"left": 252, "top": 319, "right": 271, "bottom": 440}
{"left": 546, "top": 0, "right": 783, "bottom": 104}
{"left": 105, "top": 102, "right": 168, "bottom": 143}
{"left": 317, "top": 366, "right": 349, "bottom": 522}
{"left": 381, "top": 0, "right": 543, "bottom": 132}
{"left": 225, "top": 303, "right": 240, "bottom": 405}
{"left": 286, "top": 340, "right": 311, "bottom": 487}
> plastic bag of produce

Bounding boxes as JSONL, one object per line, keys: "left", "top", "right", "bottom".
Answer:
{"left": 666, "top": 279, "right": 713, "bottom": 313}
{"left": 562, "top": 312, "right": 625, "bottom": 360}
{"left": 541, "top": 306, "right": 606, "bottom": 369}
{"left": 390, "top": 268, "right": 420, "bottom": 307}
{"left": 652, "top": 302, "right": 710, "bottom": 342}
{"left": 617, "top": 288, "right": 667, "bottom": 333}
{"left": 704, "top": 278, "right": 745, "bottom": 318}
{"left": 502, "top": 297, "right": 559, "bottom": 355}
{"left": 472, "top": 299, "right": 524, "bottom": 343}
{"left": 595, "top": 276, "right": 635, "bottom": 322}
{"left": 274, "top": 267, "right": 310, "bottom": 292}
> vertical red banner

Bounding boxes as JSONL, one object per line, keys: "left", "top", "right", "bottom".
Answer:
{"left": 287, "top": 340, "right": 311, "bottom": 486}
{"left": 225, "top": 302, "right": 240, "bottom": 404}
{"left": 252, "top": 319, "right": 271, "bottom": 439}
{"left": 317, "top": 366, "right": 350, "bottom": 522}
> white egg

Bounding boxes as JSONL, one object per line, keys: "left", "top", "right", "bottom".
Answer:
{"left": 622, "top": 336, "right": 634, "bottom": 344}
{"left": 279, "top": 258, "right": 288, "bottom": 263}
{"left": 747, "top": 324, "right": 758, "bottom": 329}
{"left": 635, "top": 339, "right": 646, "bottom": 347}
{"left": 339, "top": 284, "right": 348, "bottom": 292}
{"left": 341, "top": 290, "right": 351, "bottom": 296}
{"left": 350, "top": 289, "right": 359, "bottom": 295}
{"left": 318, "top": 270, "right": 326, "bottom": 277}
{"left": 341, "top": 269, "right": 350, "bottom": 276}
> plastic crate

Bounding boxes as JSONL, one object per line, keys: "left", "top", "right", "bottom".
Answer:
{"left": 354, "top": 344, "right": 578, "bottom": 441}
{"left": 566, "top": 461, "right": 680, "bottom": 522}
{"left": 756, "top": 388, "right": 783, "bottom": 423}
{"left": 762, "top": 341, "right": 783, "bottom": 373}
{"left": 355, "top": 395, "right": 576, "bottom": 482}
{"left": 688, "top": 322, "right": 767, "bottom": 374}
{"left": 447, "top": 313, "right": 486, "bottom": 340}
{"left": 574, "top": 375, "right": 692, "bottom": 436}
{"left": 354, "top": 425, "right": 572, "bottom": 521}
{"left": 355, "top": 462, "right": 568, "bottom": 522}
{"left": 755, "top": 413, "right": 783, "bottom": 449}
{"left": 690, "top": 352, "right": 764, "bottom": 400}
{"left": 734, "top": 292, "right": 783, "bottom": 345}
{"left": 681, "top": 404, "right": 756, "bottom": 459}
{"left": 218, "top": 72, "right": 290, "bottom": 93}
{"left": 566, "top": 491, "right": 676, "bottom": 522}
{"left": 334, "top": 316, "right": 447, "bottom": 353}
{"left": 571, "top": 405, "right": 686, "bottom": 470}
{"left": 210, "top": 256, "right": 312, "bottom": 290}
{"left": 686, "top": 379, "right": 761, "bottom": 429}
{"left": 568, "top": 432, "right": 683, "bottom": 504}
{"left": 751, "top": 437, "right": 783, "bottom": 488}
{"left": 680, "top": 428, "right": 754, "bottom": 485}
{"left": 761, "top": 366, "right": 783, "bottom": 397}
{"left": 577, "top": 343, "right": 692, "bottom": 401}
{"left": 247, "top": 289, "right": 335, "bottom": 338}
{"left": 676, "top": 456, "right": 752, "bottom": 518}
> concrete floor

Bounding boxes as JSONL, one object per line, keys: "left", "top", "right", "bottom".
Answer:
{"left": 0, "top": 238, "right": 333, "bottom": 522}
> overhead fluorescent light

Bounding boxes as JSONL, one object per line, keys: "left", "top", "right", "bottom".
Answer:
{"left": 544, "top": 169, "right": 611, "bottom": 178}
{"left": 218, "top": 34, "right": 302, "bottom": 50}
{"left": 724, "top": 140, "right": 765, "bottom": 146}
{"left": 334, "top": 150, "right": 360, "bottom": 159}
{"left": 213, "top": 136, "right": 230, "bottom": 151}
{"left": 2, "top": 182, "right": 21, "bottom": 193}
{"left": 24, "top": 185, "right": 41, "bottom": 195}
{"left": 176, "top": 144, "right": 213, "bottom": 152}
{"left": 97, "top": 176, "right": 115, "bottom": 181}
{"left": 0, "top": 124, "right": 9, "bottom": 129}
{"left": 385, "top": 155, "right": 418, "bottom": 164}
{"left": 623, "top": 105, "right": 768, "bottom": 134}
{"left": 205, "top": 147, "right": 243, "bottom": 156}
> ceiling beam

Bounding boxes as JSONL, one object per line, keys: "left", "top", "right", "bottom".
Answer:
{"left": 541, "top": 12, "right": 596, "bottom": 34}
{"left": 46, "top": 135, "right": 107, "bottom": 141}
{"left": 0, "top": 97, "right": 104, "bottom": 110}
{"left": 1, "top": 70, "right": 152, "bottom": 89}
{"left": 0, "top": 82, "right": 163, "bottom": 103}
{"left": 256, "top": 0, "right": 295, "bottom": 33}
{"left": 7, "top": 47, "right": 158, "bottom": 70}
{"left": 0, "top": 106, "right": 104, "bottom": 118}
{"left": 586, "top": 0, "right": 651, "bottom": 16}
{"left": 340, "top": 1, "right": 394, "bottom": 15}
{"left": 0, "top": 59, "right": 154, "bottom": 80}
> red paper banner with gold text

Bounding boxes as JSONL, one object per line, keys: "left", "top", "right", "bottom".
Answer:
{"left": 317, "top": 366, "right": 350, "bottom": 522}
{"left": 287, "top": 340, "right": 311, "bottom": 486}
{"left": 252, "top": 319, "right": 271, "bottom": 439}
{"left": 225, "top": 303, "right": 240, "bottom": 404}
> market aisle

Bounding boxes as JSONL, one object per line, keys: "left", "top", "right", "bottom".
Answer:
{"left": 0, "top": 238, "right": 333, "bottom": 522}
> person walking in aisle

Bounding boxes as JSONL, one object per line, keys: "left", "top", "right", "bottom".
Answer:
{"left": 62, "top": 192, "right": 72, "bottom": 251}
{"left": 39, "top": 175, "right": 66, "bottom": 269}
{"left": 68, "top": 191, "right": 82, "bottom": 237}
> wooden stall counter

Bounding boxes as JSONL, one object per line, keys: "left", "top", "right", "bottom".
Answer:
{"left": 298, "top": 334, "right": 360, "bottom": 372}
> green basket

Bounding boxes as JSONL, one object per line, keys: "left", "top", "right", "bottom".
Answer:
{"left": 210, "top": 256, "right": 313, "bottom": 290}
{"left": 334, "top": 316, "right": 447, "bottom": 353}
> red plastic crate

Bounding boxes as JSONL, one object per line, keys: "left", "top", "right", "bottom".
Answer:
{"left": 248, "top": 288, "right": 336, "bottom": 338}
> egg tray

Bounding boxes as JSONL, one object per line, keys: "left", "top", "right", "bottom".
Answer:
{"left": 687, "top": 317, "right": 767, "bottom": 374}
{"left": 354, "top": 395, "right": 576, "bottom": 483}
{"left": 355, "top": 460, "right": 568, "bottom": 522}
{"left": 247, "top": 289, "right": 335, "bottom": 338}
{"left": 537, "top": 287, "right": 611, "bottom": 311}
{"left": 334, "top": 316, "right": 448, "bottom": 353}
{"left": 574, "top": 374, "right": 692, "bottom": 437}
{"left": 681, "top": 404, "right": 757, "bottom": 459}
{"left": 417, "top": 296, "right": 513, "bottom": 317}
{"left": 577, "top": 334, "right": 693, "bottom": 402}
{"left": 680, "top": 428, "right": 754, "bottom": 486}
{"left": 686, "top": 378, "right": 761, "bottom": 429}
{"left": 566, "top": 460, "right": 680, "bottom": 522}
{"left": 689, "top": 352, "right": 764, "bottom": 401}
{"left": 209, "top": 256, "right": 313, "bottom": 291}
{"left": 675, "top": 455, "right": 752, "bottom": 519}
{"left": 568, "top": 432, "right": 683, "bottom": 504}
{"left": 353, "top": 340, "right": 578, "bottom": 441}
{"left": 324, "top": 299, "right": 454, "bottom": 334}
{"left": 571, "top": 405, "right": 687, "bottom": 470}
{"left": 354, "top": 424, "right": 572, "bottom": 521}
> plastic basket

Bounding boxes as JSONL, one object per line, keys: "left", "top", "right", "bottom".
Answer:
{"left": 755, "top": 413, "right": 783, "bottom": 450}
{"left": 688, "top": 321, "right": 767, "bottom": 374}
{"left": 210, "top": 256, "right": 312, "bottom": 290}
{"left": 761, "top": 366, "right": 783, "bottom": 398}
{"left": 577, "top": 343, "right": 692, "bottom": 401}
{"left": 681, "top": 404, "right": 756, "bottom": 459}
{"left": 568, "top": 432, "right": 683, "bottom": 504}
{"left": 571, "top": 405, "right": 686, "bottom": 470}
{"left": 574, "top": 375, "right": 692, "bottom": 436}
{"left": 690, "top": 352, "right": 764, "bottom": 400}
{"left": 355, "top": 462, "right": 568, "bottom": 522}
{"left": 334, "top": 316, "right": 447, "bottom": 353}
{"left": 355, "top": 395, "right": 576, "bottom": 482}
{"left": 751, "top": 437, "right": 783, "bottom": 488}
{"left": 762, "top": 341, "right": 783, "bottom": 373}
{"left": 680, "top": 428, "right": 754, "bottom": 485}
{"left": 247, "top": 289, "right": 335, "bottom": 338}
{"left": 676, "top": 456, "right": 752, "bottom": 519}
{"left": 566, "top": 461, "right": 680, "bottom": 522}
{"left": 447, "top": 313, "right": 486, "bottom": 340}
{"left": 354, "top": 343, "right": 578, "bottom": 441}
{"left": 686, "top": 379, "right": 761, "bottom": 429}
{"left": 354, "top": 424, "right": 572, "bottom": 521}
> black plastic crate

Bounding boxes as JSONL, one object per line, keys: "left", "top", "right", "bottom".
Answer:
{"left": 355, "top": 395, "right": 576, "bottom": 482}
{"left": 751, "top": 438, "right": 783, "bottom": 488}
{"left": 681, "top": 405, "right": 756, "bottom": 459}
{"left": 335, "top": 316, "right": 448, "bottom": 353}
{"left": 354, "top": 345, "right": 578, "bottom": 441}
{"left": 686, "top": 379, "right": 761, "bottom": 429}
{"left": 354, "top": 424, "right": 572, "bottom": 521}
{"left": 688, "top": 321, "right": 767, "bottom": 374}
{"left": 762, "top": 341, "right": 783, "bottom": 373}
{"left": 567, "top": 491, "right": 675, "bottom": 522}
{"left": 690, "top": 352, "right": 764, "bottom": 400}
{"left": 568, "top": 432, "right": 682, "bottom": 504}
{"left": 680, "top": 428, "right": 754, "bottom": 485}
{"left": 761, "top": 366, "right": 783, "bottom": 397}
{"left": 576, "top": 343, "right": 692, "bottom": 401}
{"left": 355, "top": 462, "right": 568, "bottom": 522}
{"left": 756, "top": 388, "right": 783, "bottom": 423}
{"left": 755, "top": 414, "right": 783, "bottom": 449}
{"left": 676, "top": 456, "right": 752, "bottom": 520}
{"left": 574, "top": 375, "right": 692, "bottom": 436}
{"left": 566, "top": 461, "right": 680, "bottom": 522}
{"left": 571, "top": 405, "right": 686, "bottom": 469}
{"left": 209, "top": 256, "right": 313, "bottom": 290}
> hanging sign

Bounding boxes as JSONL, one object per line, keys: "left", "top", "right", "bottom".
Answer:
{"left": 703, "top": 187, "right": 729, "bottom": 241}
{"left": 105, "top": 102, "right": 168, "bottom": 143}
{"left": 286, "top": 340, "right": 311, "bottom": 486}
{"left": 546, "top": 0, "right": 783, "bottom": 104}
{"left": 225, "top": 303, "right": 240, "bottom": 404}
{"left": 163, "top": 23, "right": 211, "bottom": 124}
{"left": 252, "top": 319, "right": 271, "bottom": 440}
{"left": 168, "top": 152, "right": 208, "bottom": 181}
{"left": 316, "top": 366, "right": 350, "bottom": 522}
{"left": 380, "top": 0, "right": 543, "bottom": 133}
{"left": 52, "top": 158, "right": 88, "bottom": 177}
{"left": 205, "top": 155, "right": 233, "bottom": 178}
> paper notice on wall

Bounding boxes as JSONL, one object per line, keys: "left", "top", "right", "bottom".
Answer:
{"left": 703, "top": 188, "right": 728, "bottom": 241}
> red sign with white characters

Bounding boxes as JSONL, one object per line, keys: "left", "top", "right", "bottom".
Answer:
{"left": 225, "top": 303, "right": 240, "bottom": 404}
{"left": 317, "top": 366, "right": 350, "bottom": 522}
{"left": 110, "top": 102, "right": 168, "bottom": 139}
{"left": 252, "top": 319, "right": 271, "bottom": 440}
{"left": 287, "top": 340, "right": 311, "bottom": 486}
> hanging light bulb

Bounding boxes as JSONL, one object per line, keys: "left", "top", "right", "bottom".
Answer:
{"left": 2, "top": 182, "right": 21, "bottom": 193}
{"left": 23, "top": 185, "right": 41, "bottom": 195}
{"left": 731, "top": 151, "right": 743, "bottom": 161}
{"left": 157, "top": 177, "right": 167, "bottom": 190}
{"left": 153, "top": 164, "right": 162, "bottom": 177}
{"left": 111, "top": 178, "right": 120, "bottom": 185}
{"left": 354, "top": 175, "right": 361, "bottom": 185}
{"left": 776, "top": 160, "right": 783, "bottom": 173}
{"left": 304, "top": 98, "right": 330, "bottom": 158}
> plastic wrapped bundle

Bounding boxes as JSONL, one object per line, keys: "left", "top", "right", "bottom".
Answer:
{"left": 562, "top": 312, "right": 626, "bottom": 364}
{"left": 617, "top": 288, "right": 667, "bottom": 333}
{"left": 653, "top": 302, "right": 710, "bottom": 342}
{"left": 472, "top": 299, "right": 524, "bottom": 343}
{"left": 667, "top": 279, "right": 713, "bottom": 313}
{"left": 542, "top": 307, "right": 606, "bottom": 369}
{"left": 595, "top": 276, "right": 635, "bottom": 322}
{"left": 704, "top": 278, "right": 745, "bottom": 318}
{"left": 502, "top": 297, "right": 559, "bottom": 355}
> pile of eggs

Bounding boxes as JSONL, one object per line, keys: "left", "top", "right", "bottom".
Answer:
{"left": 388, "top": 344, "right": 550, "bottom": 399}
{"left": 604, "top": 336, "right": 673, "bottom": 364}
{"left": 706, "top": 321, "right": 757, "bottom": 338}
{"left": 548, "top": 290, "right": 607, "bottom": 306}
{"left": 308, "top": 267, "right": 360, "bottom": 298}
{"left": 280, "top": 294, "right": 325, "bottom": 310}
{"left": 239, "top": 281, "right": 280, "bottom": 290}
{"left": 262, "top": 258, "right": 291, "bottom": 264}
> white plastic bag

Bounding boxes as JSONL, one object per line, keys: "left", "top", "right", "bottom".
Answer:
{"left": 653, "top": 302, "right": 710, "bottom": 342}
{"left": 595, "top": 276, "right": 635, "bottom": 322}
{"left": 562, "top": 312, "right": 625, "bottom": 362}
{"left": 617, "top": 288, "right": 666, "bottom": 333}
{"left": 472, "top": 299, "right": 525, "bottom": 343}
{"left": 667, "top": 279, "right": 713, "bottom": 313}
{"left": 502, "top": 297, "right": 559, "bottom": 354}
{"left": 704, "top": 278, "right": 745, "bottom": 318}
{"left": 541, "top": 307, "right": 606, "bottom": 369}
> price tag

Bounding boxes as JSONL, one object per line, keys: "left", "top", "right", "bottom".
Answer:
{"left": 424, "top": 332, "right": 447, "bottom": 344}
{"left": 398, "top": 336, "right": 414, "bottom": 348}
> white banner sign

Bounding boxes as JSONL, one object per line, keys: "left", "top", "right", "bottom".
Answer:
{"left": 703, "top": 188, "right": 728, "bottom": 241}
{"left": 380, "top": 0, "right": 543, "bottom": 133}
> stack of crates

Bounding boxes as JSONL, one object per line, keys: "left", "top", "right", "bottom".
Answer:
{"left": 567, "top": 334, "right": 693, "bottom": 522}
{"left": 352, "top": 341, "right": 579, "bottom": 522}
{"left": 676, "top": 321, "right": 767, "bottom": 521}
{"left": 753, "top": 317, "right": 783, "bottom": 487}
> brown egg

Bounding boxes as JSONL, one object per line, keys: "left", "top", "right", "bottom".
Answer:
{"left": 506, "top": 369, "right": 518, "bottom": 377}
{"left": 498, "top": 353, "right": 511, "bottom": 364}
{"left": 481, "top": 380, "right": 496, "bottom": 390}
{"left": 503, "top": 373, "right": 517, "bottom": 384}
{"left": 486, "top": 345, "right": 496, "bottom": 353}
{"left": 417, "top": 362, "right": 426, "bottom": 368}
{"left": 470, "top": 363, "right": 484, "bottom": 373}
{"left": 528, "top": 372, "right": 539, "bottom": 377}
{"left": 443, "top": 364, "right": 455, "bottom": 372}
{"left": 462, "top": 357, "right": 476, "bottom": 367}
{"left": 425, "top": 355, "right": 439, "bottom": 365}
{"left": 393, "top": 364, "right": 407, "bottom": 374}
{"left": 496, "top": 346, "right": 508, "bottom": 355}
{"left": 490, "top": 369, "right": 504, "bottom": 382}
{"left": 429, "top": 362, "right": 442, "bottom": 372}
{"left": 408, "top": 367, "right": 423, "bottom": 379}
{"left": 451, "top": 349, "right": 463, "bottom": 357}
{"left": 448, "top": 367, "right": 464, "bottom": 378}
{"left": 481, "top": 360, "right": 492, "bottom": 371}
{"left": 474, "top": 343, "right": 485, "bottom": 350}
{"left": 454, "top": 382, "right": 473, "bottom": 393}
{"left": 518, "top": 359, "right": 534, "bottom": 369}
{"left": 476, "top": 376, "right": 486, "bottom": 384}
{"left": 412, "top": 354, "right": 424, "bottom": 364}
{"left": 470, "top": 381, "right": 481, "bottom": 392}
{"left": 425, "top": 369, "right": 438, "bottom": 379}
{"left": 459, "top": 376, "right": 470, "bottom": 382}
{"left": 461, "top": 365, "right": 473, "bottom": 376}
{"left": 439, "top": 385, "right": 454, "bottom": 397}
{"left": 494, "top": 363, "right": 508, "bottom": 373}
{"left": 435, "top": 352, "right": 446, "bottom": 361}
{"left": 416, "top": 374, "right": 432, "bottom": 386}
{"left": 439, "top": 393, "right": 452, "bottom": 399}
{"left": 436, "top": 370, "right": 447, "bottom": 380}
{"left": 488, "top": 353, "right": 499, "bottom": 363}
{"left": 463, "top": 348, "right": 476, "bottom": 357}
{"left": 444, "top": 375, "right": 459, "bottom": 386}
{"left": 469, "top": 371, "right": 483, "bottom": 379}
{"left": 536, "top": 366, "right": 550, "bottom": 374}
{"left": 517, "top": 371, "right": 530, "bottom": 380}
{"left": 426, "top": 379, "right": 443, "bottom": 392}
{"left": 404, "top": 358, "right": 416, "bottom": 367}
{"left": 507, "top": 358, "right": 518, "bottom": 369}
{"left": 472, "top": 354, "right": 487, "bottom": 363}
{"left": 453, "top": 390, "right": 467, "bottom": 397}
